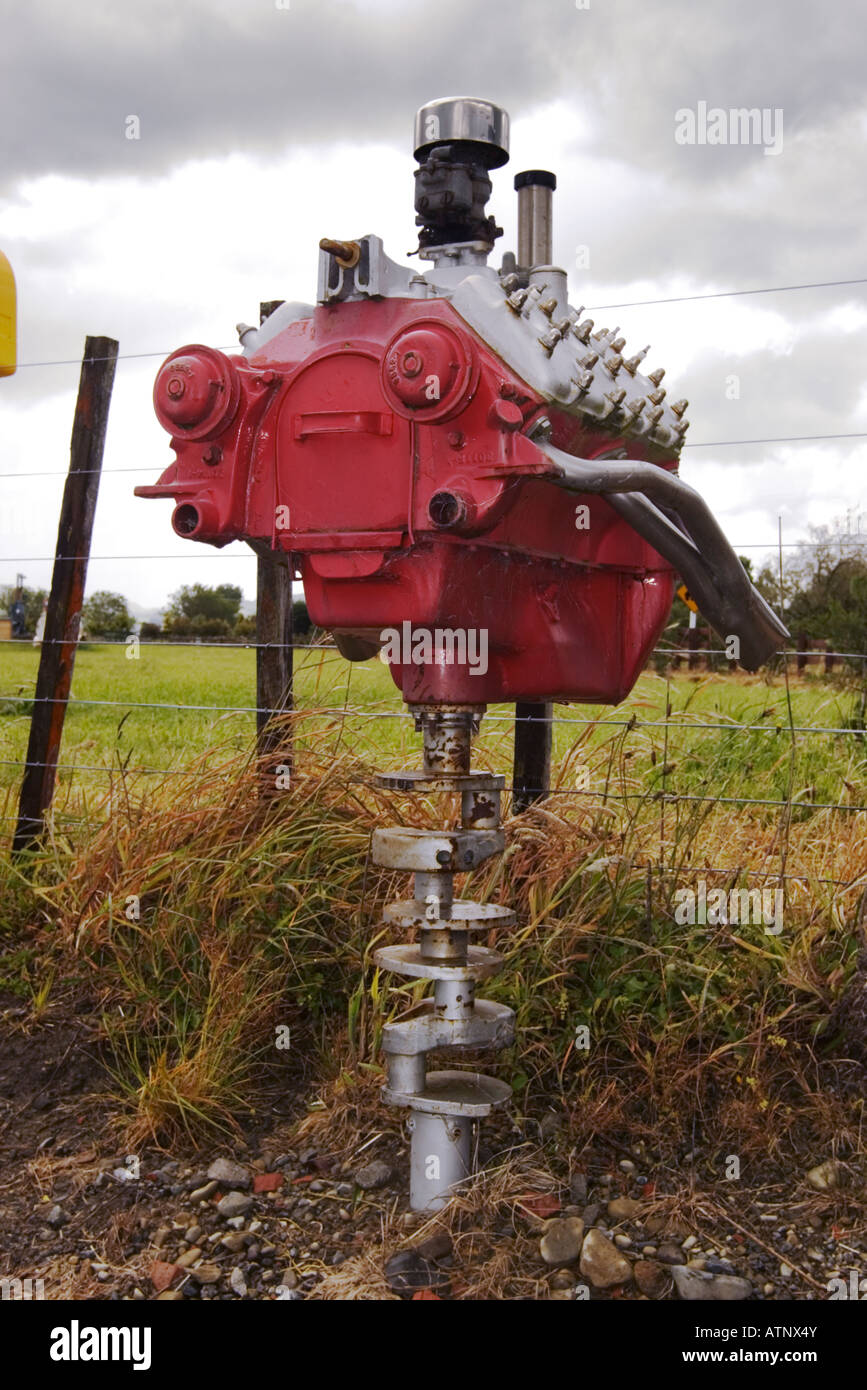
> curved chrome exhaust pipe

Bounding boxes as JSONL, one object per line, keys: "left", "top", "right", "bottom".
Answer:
{"left": 536, "top": 441, "right": 790, "bottom": 671}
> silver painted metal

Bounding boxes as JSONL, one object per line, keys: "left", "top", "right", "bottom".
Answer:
{"left": 414, "top": 97, "right": 510, "bottom": 167}
{"left": 371, "top": 704, "right": 514, "bottom": 1211}
{"left": 535, "top": 440, "right": 790, "bottom": 670}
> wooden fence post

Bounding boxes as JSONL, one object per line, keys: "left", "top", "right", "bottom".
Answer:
{"left": 255, "top": 300, "right": 294, "bottom": 791}
{"left": 13, "top": 336, "right": 118, "bottom": 853}
{"left": 513, "top": 701, "right": 552, "bottom": 812}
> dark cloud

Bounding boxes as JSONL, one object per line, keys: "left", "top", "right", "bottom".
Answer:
{"left": 2, "top": 0, "right": 864, "bottom": 195}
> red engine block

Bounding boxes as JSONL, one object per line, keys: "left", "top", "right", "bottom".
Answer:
{"left": 138, "top": 296, "right": 677, "bottom": 704}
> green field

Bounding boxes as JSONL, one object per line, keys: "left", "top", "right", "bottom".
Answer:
{"left": 1, "top": 641, "right": 864, "bottom": 836}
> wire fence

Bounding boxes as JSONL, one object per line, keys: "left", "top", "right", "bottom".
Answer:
{"left": 2, "top": 270, "right": 866, "bottom": 894}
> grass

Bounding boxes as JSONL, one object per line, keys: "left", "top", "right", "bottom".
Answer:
{"left": 1, "top": 644, "right": 866, "bottom": 1172}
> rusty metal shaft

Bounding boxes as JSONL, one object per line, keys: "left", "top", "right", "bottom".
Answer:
{"left": 371, "top": 704, "right": 514, "bottom": 1211}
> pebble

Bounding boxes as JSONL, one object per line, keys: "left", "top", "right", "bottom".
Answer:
{"left": 190, "top": 1262, "right": 221, "bottom": 1285}
{"left": 217, "top": 1191, "right": 254, "bottom": 1219}
{"left": 582, "top": 1203, "right": 601, "bottom": 1226}
{"left": 174, "top": 1247, "right": 202, "bottom": 1269}
{"left": 619, "top": 1159, "right": 636, "bottom": 1173}
{"left": 336, "top": 1183, "right": 354, "bottom": 1199}
{"left": 220, "top": 1232, "right": 248, "bottom": 1253}
{"left": 278, "top": 1269, "right": 298, "bottom": 1290}
{"left": 763, "top": 1282, "right": 775, "bottom": 1296}
{"left": 682, "top": 1235, "right": 698, "bottom": 1251}
{"left": 806, "top": 1160, "right": 839, "bottom": 1192}
{"left": 656, "top": 1243, "right": 684, "bottom": 1265}
{"left": 634, "top": 1259, "right": 671, "bottom": 1299}
{"left": 208, "top": 1158, "right": 251, "bottom": 1189}
{"left": 672, "top": 1266, "right": 752, "bottom": 1301}
{"left": 46, "top": 1205, "right": 69, "bottom": 1228}
{"left": 540, "top": 1217, "right": 585, "bottom": 1267}
{"left": 354, "top": 1161, "right": 392, "bottom": 1190}
{"left": 607, "top": 1196, "right": 641, "bottom": 1222}
{"left": 229, "top": 1267, "right": 247, "bottom": 1297}
{"left": 779, "top": 1263, "right": 793, "bottom": 1279}
{"left": 385, "top": 1249, "right": 449, "bottom": 1296}
{"left": 614, "top": 1234, "right": 632, "bottom": 1249}
{"left": 184, "top": 1225, "right": 203, "bottom": 1245}
{"left": 226, "top": 1216, "right": 246, "bottom": 1230}
{"left": 569, "top": 1172, "right": 588, "bottom": 1204}
{"left": 579, "top": 1229, "right": 632, "bottom": 1288}
{"left": 190, "top": 1180, "right": 219, "bottom": 1203}
{"left": 548, "top": 1269, "right": 577, "bottom": 1290}
{"left": 152, "top": 1227, "right": 171, "bottom": 1249}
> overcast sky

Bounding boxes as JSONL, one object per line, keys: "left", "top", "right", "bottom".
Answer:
{"left": 1, "top": 0, "right": 864, "bottom": 615}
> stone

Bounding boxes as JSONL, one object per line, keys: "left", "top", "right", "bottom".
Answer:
{"left": 190, "top": 1180, "right": 219, "bottom": 1203}
{"left": 614, "top": 1234, "right": 632, "bottom": 1248}
{"left": 569, "top": 1172, "right": 588, "bottom": 1204}
{"left": 579, "top": 1229, "right": 632, "bottom": 1288}
{"left": 634, "top": 1259, "right": 670, "bottom": 1298}
{"left": 150, "top": 1260, "right": 181, "bottom": 1293}
{"left": 806, "top": 1161, "right": 839, "bottom": 1192}
{"left": 190, "top": 1261, "right": 222, "bottom": 1285}
{"left": 619, "top": 1159, "right": 636, "bottom": 1173}
{"left": 682, "top": 1234, "right": 698, "bottom": 1251}
{"left": 385, "top": 1249, "right": 449, "bottom": 1297}
{"left": 582, "top": 1203, "right": 601, "bottom": 1226}
{"left": 152, "top": 1226, "right": 172, "bottom": 1249}
{"left": 156, "top": 1289, "right": 184, "bottom": 1301}
{"left": 540, "top": 1217, "right": 585, "bottom": 1266}
{"left": 656, "top": 1243, "right": 684, "bottom": 1265}
{"left": 217, "top": 1191, "right": 254, "bottom": 1219}
{"left": 184, "top": 1225, "right": 203, "bottom": 1245}
{"left": 229, "top": 1267, "right": 247, "bottom": 1297}
{"left": 46, "top": 1205, "right": 69, "bottom": 1228}
{"left": 208, "top": 1157, "right": 251, "bottom": 1189}
{"left": 607, "top": 1196, "right": 641, "bottom": 1222}
{"left": 355, "top": 1160, "right": 392, "bottom": 1190}
{"left": 278, "top": 1269, "right": 298, "bottom": 1290}
{"left": 414, "top": 1231, "right": 453, "bottom": 1262}
{"left": 672, "top": 1266, "right": 752, "bottom": 1301}
{"left": 220, "top": 1232, "right": 248, "bottom": 1253}
{"left": 548, "top": 1269, "right": 577, "bottom": 1290}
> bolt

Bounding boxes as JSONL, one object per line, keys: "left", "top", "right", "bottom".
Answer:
{"left": 539, "top": 296, "right": 558, "bottom": 318}
{"left": 648, "top": 388, "right": 666, "bottom": 405}
{"left": 606, "top": 354, "right": 623, "bottom": 375}
{"left": 671, "top": 399, "right": 688, "bottom": 417}
{"left": 581, "top": 352, "right": 598, "bottom": 369}
{"left": 507, "top": 288, "right": 530, "bottom": 312}
{"left": 166, "top": 376, "right": 185, "bottom": 399}
{"left": 573, "top": 319, "right": 594, "bottom": 343}
{"left": 611, "top": 337, "right": 626, "bottom": 353}
{"left": 447, "top": 430, "right": 465, "bottom": 447}
{"left": 401, "top": 351, "right": 423, "bottom": 377}
{"left": 648, "top": 368, "right": 665, "bottom": 387}
{"left": 202, "top": 445, "right": 222, "bottom": 465}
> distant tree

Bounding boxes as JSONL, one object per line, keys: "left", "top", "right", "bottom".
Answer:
{"left": 139, "top": 622, "right": 162, "bottom": 641}
{"left": 0, "top": 584, "right": 46, "bottom": 635}
{"left": 164, "top": 584, "right": 243, "bottom": 634}
{"left": 292, "top": 599, "right": 312, "bottom": 637}
{"left": 82, "top": 590, "right": 134, "bottom": 638}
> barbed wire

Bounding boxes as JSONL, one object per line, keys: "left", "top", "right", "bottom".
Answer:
{"left": 0, "top": 688, "right": 865, "bottom": 739}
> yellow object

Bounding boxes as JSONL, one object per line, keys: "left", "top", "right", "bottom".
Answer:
{"left": 0, "top": 250, "right": 16, "bottom": 376}
{"left": 677, "top": 582, "right": 698, "bottom": 614}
